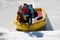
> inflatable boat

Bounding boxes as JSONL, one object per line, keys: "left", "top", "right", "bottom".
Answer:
{"left": 14, "top": 8, "right": 46, "bottom": 31}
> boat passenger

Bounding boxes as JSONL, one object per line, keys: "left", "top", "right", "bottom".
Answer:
{"left": 17, "top": 5, "right": 25, "bottom": 22}
{"left": 23, "top": 3, "right": 32, "bottom": 25}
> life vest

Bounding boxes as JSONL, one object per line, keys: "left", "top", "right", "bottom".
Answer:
{"left": 23, "top": 7, "right": 29, "bottom": 14}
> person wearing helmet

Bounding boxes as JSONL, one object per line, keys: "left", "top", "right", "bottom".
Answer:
{"left": 28, "top": 4, "right": 34, "bottom": 24}
{"left": 23, "top": 3, "right": 30, "bottom": 17}
{"left": 23, "top": 3, "right": 32, "bottom": 25}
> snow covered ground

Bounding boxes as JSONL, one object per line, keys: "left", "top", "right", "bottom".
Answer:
{"left": 0, "top": 27, "right": 60, "bottom": 40}
{"left": 0, "top": 0, "right": 60, "bottom": 40}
